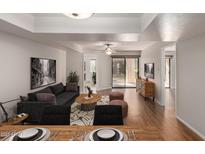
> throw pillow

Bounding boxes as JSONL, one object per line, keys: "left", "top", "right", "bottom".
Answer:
{"left": 28, "top": 87, "right": 53, "bottom": 101}
{"left": 50, "top": 83, "right": 64, "bottom": 95}
{"left": 36, "top": 93, "right": 56, "bottom": 104}
{"left": 66, "top": 83, "right": 78, "bottom": 92}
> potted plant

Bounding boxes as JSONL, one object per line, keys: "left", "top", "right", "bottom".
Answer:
{"left": 67, "top": 71, "right": 79, "bottom": 84}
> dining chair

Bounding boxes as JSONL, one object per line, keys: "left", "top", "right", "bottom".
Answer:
{"left": 93, "top": 105, "right": 123, "bottom": 125}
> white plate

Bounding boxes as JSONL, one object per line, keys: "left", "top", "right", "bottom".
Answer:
{"left": 38, "top": 128, "right": 51, "bottom": 141}
{"left": 6, "top": 128, "right": 50, "bottom": 141}
{"left": 88, "top": 128, "right": 125, "bottom": 141}
{"left": 84, "top": 131, "right": 128, "bottom": 141}
{"left": 18, "top": 128, "right": 38, "bottom": 140}
{"left": 35, "top": 128, "right": 48, "bottom": 141}
{"left": 97, "top": 129, "right": 115, "bottom": 140}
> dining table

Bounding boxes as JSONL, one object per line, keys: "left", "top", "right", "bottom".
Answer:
{"left": 0, "top": 125, "right": 164, "bottom": 141}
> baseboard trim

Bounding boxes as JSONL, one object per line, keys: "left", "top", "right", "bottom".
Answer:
{"left": 176, "top": 116, "right": 205, "bottom": 140}
{"left": 155, "top": 99, "right": 162, "bottom": 106}
{"left": 96, "top": 87, "right": 112, "bottom": 91}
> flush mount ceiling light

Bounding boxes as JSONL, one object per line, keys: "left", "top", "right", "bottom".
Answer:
{"left": 63, "top": 13, "right": 94, "bottom": 19}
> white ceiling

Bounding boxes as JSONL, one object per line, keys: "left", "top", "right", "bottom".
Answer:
{"left": 33, "top": 14, "right": 142, "bottom": 33}
{"left": 155, "top": 13, "right": 205, "bottom": 41}
{"left": 73, "top": 41, "right": 157, "bottom": 52}
{"left": 1, "top": 13, "right": 205, "bottom": 53}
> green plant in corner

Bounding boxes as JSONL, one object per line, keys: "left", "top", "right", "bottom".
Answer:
{"left": 67, "top": 71, "right": 79, "bottom": 84}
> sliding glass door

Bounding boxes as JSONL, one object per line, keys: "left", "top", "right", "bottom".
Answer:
{"left": 126, "top": 58, "right": 139, "bottom": 87}
{"left": 112, "top": 58, "right": 126, "bottom": 87}
{"left": 112, "top": 57, "right": 139, "bottom": 88}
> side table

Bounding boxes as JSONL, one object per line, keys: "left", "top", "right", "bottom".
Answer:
{"left": 1, "top": 113, "right": 29, "bottom": 126}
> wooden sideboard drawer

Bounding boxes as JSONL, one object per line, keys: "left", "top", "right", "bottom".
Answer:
{"left": 137, "top": 79, "right": 155, "bottom": 101}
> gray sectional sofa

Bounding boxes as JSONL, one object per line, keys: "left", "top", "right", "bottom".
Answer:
{"left": 17, "top": 83, "right": 80, "bottom": 124}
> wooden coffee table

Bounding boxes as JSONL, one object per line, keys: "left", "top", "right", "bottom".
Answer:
{"left": 75, "top": 94, "right": 102, "bottom": 111}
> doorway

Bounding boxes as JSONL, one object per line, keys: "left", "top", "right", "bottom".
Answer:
{"left": 161, "top": 47, "right": 176, "bottom": 108}
{"left": 165, "top": 57, "right": 171, "bottom": 88}
{"left": 112, "top": 57, "right": 139, "bottom": 88}
{"left": 83, "top": 59, "right": 97, "bottom": 92}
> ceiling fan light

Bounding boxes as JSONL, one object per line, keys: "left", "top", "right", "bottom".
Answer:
{"left": 106, "top": 50, "right": 112, "bottom": 55}
{"left": 105, "top": 44, "right": 113, "bottom": 55}
{"left": 63, "top": 13, "right": 94, "bottom": 19}
{"left": 106, "top": 47, "right": 112, "bottom": 52}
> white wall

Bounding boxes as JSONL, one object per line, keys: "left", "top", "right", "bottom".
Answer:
{"left": 96, "top": 53, "right": 112, "bottom": 90}
{"left": 170, "top": 55, "right": 176, "bottom": 89}
{"left": 177, "top": 35, "right": 205, "bottom": 139}
{"left": 66, "top": 49, "right": 84, "bottom": 92}
{"left": 84, "top": 52, "right": 112, "bottom": 91}
{"left": 0, "top": 31, "right": 67, "bottom": 122}
{"left": 140, "top": 43, "right": 162, "bottom": 104}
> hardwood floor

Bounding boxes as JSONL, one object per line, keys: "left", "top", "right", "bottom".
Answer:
{"left": 97, "top": 88, "right": 202, "bottom": 141}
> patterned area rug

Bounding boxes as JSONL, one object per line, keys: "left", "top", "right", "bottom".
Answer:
{"left": 70, "top": 95, "right": 109, "bottom": 126}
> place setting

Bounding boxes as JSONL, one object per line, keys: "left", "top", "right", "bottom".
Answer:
{"left": 2, "top": 128, "right": 51, "bottom": 141}
{"left": 82, "top": 128, "right": 128, "bottom": 141}
{"left": 1, "top": 127, "right": 131, "bottom": 141}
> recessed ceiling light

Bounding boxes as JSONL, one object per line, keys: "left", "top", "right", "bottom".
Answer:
{"left": 63, "top": 13, "right": 94, "bottom": 19}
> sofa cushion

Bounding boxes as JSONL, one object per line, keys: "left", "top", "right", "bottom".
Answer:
{"left": 17, "top": 101, "right": 53, "bottom": 124}
{"left": 66, "top": 83, "right": 78, "bottom": 92}
{"left": 36, "top": 93, "right": 56, "bottom": 104}
{"left": 28, "top": 87, "right": 53, "bottom": 101}
{"left": 50, "top": 83, "right": 64, "bottom": 95}
{"left": 56, "top": 92, "right": 77, "bottom": 105}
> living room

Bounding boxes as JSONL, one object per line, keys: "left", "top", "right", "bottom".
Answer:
{"left": 0, "top": 0, "right": 205, "bottom": 152}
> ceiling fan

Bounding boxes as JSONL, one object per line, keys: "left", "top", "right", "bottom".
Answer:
{"left": 95, "top": 44, "right": 116, "bottom": 55}
{"left": 105, "top": 44, "right": 113, "bottom": 55}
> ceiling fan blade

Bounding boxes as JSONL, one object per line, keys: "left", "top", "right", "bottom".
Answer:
{"left": 95, "top": 50, "right": 105, "bottom": 52}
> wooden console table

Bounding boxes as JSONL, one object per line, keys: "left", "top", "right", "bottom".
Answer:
{"left": 136, "top": 79, "right": 155, "bottom": 101}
